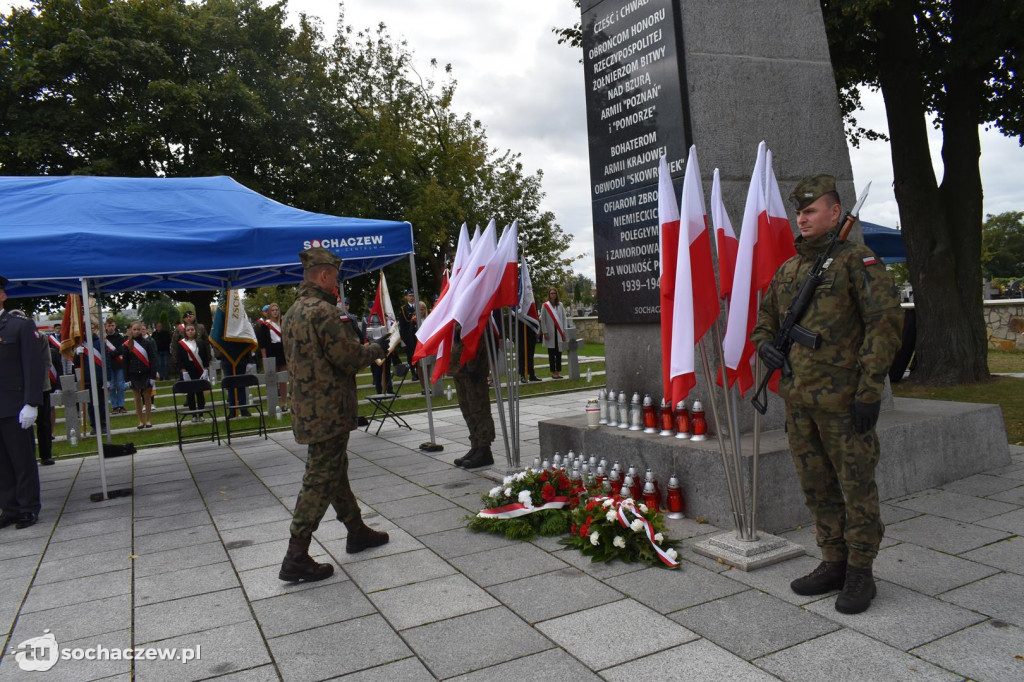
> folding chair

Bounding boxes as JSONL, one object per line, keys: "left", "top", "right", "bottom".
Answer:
{"left": 221, "top": 374, "right": 268, "bottom": 444}
{"left": 172, "top": 379, "right": 220, "bottom": 451}
{"left": 365, "top": 362, "right": 412, "bottom": 435}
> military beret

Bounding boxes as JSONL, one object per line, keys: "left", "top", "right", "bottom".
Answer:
{"left": 298, "top": 246, "right": 342, "bottom": 271}
{"left": 262, "top": 305, "right": 270, "bottom": 312}
{"left": 789, "top": 174, "right": 837, "bottom": 210}
{"left": 404, "top": 289, "right": 414, "bottom": 295}
{"left": 0, "top": 275, "right": 7, "bottom": 289}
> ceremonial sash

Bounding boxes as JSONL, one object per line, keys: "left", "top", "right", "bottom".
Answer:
{"left": 105, "top": 338, "right": 123, "bottom": 365}
{"left": 178, "top": 339, "right": 204, "bottom": 374}
{"left": 83, "top": 346, "right": 103, "bottom": 368}
{"left": 105, "top": 339, "right": 117, "bottom": 353}
{"left": 543, "top": 301, "right": 567, "bottom": 342}
{"left": 48, "top": 364, "right": 57, "bottom": 385}
{"left": 48, "top": 335, "right": 61, "bottom": 351}
{"left": 125, "top": 339, "right": 150, "bottom": 368}
{"left": 260, "top": 319, "right": 282, "bottom": 343}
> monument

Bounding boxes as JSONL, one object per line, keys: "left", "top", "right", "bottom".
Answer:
{"left": 540, "top": 0, "right": 1010, "bottom": 544}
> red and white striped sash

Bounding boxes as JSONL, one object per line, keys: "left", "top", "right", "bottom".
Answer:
{"left": 260, "top": 319, "right": 282, "bottom": 343}
{"left": 125, "top": 339, "right": 150, "bottom": 368}
{"left": 543, "top": 301, "right": 566, "bottom": 342}
{"left": 178, "top": 339, "right": 204, "bottom": 374}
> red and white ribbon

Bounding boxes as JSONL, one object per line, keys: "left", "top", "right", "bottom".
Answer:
{"left": 589, "top": 495, "right": 679, "bottom": 568}
{"left": 477, "top": 497, "right": 569, "bottom": 519}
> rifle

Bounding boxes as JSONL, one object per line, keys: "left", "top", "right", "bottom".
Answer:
{"left": 751, "top": 182, "right": 871, "bottom": 415}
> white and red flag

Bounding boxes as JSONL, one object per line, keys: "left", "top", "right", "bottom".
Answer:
{"left": 711, "top": 168, "right": 738, "bottom": 301}
{"left": 722, "top": 143, "right": 797, "bottom": 394}
{"left": 668, "top": 145, "right": 719, "bottom": 405}
{"left": 453, "top": 221, "right": 519, "bottom": 364}
{"left": 369, "top": 270, "right": 397, "bottom": 333}
{"left": 516, "top": 257, "right": 541, "bottom": 334}
{"left": 657, "top": 155, "right": 681, "bottom": 405}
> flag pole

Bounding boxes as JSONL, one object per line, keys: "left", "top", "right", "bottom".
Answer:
{"left": 713, "top": 323, "right": 748, "bottom": 538}
{"left": 697, "top": 334, "right": 744, "bottom": 536}
{"left": 81, "top": 278, "right": 109, "bottom": 500}
{"left": 484, "top": 327, "right": 512, "bottom": 469}
{"left": 411, "top": 253, "right": 442, "bottom": 452}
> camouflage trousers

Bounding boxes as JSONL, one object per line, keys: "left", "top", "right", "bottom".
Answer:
{"left": 785, "top": 405, "right": 883, "bottom": 569}
{"left": 452, "top": 352, "right": 494, "bottom": 448}
{"left": 289, "top": 433, "right": 359, "bottom": 540}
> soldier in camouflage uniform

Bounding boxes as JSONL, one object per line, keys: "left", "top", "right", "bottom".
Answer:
{"left": 752, "top": 175, "right": 903, "bottom": 614}
{"left": 449, "top": 328, "right": 495, "bottom": 469}
{"left": 278, "top": 247, "right": 387, "bottom": 583}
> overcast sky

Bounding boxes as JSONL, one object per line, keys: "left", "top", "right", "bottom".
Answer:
{"left": 303, "top": 0, "right": 1023, "bottom": 281}
{"left": 5, "top": 0, "right": 1021, "bottom": 281}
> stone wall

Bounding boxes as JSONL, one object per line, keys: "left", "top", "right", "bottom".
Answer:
{"left": 571, "top": 316, "right": 604, "bottom": 345}
{"left": 984, "top": 299, "right": 1024, "bottom": 351}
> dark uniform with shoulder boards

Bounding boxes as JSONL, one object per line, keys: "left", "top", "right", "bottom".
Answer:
{"left": 751, "top": 175, "right": 903, "bottom": 614}
{"left": 279, "top": 247, "right": 387, "bottom": 583}
{"left": 0, "top": 275, "right": 44, "bottom": 529}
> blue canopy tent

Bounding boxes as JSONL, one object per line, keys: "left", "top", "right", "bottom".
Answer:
{"left": 862, "top": 221, "right": 906, "bottom": 264}
{"left": 0, "top": 175, "right": 436, "bottom": 498}
{"left": 0, "top": 175, "right": 413, "bottom": 297}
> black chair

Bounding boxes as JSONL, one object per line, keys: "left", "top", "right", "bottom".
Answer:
{"left": 221, "top": 373, "right": 268, "bottom": 444}
{"left": 365, "top": 362, "right": 412, "bottom": 435}
{"left": 172, "top": 379, "right": 220, "bottom": 451}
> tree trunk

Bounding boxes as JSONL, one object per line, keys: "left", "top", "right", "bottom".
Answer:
{"left": 872, "top": 1, "right": 989, "bottom": 385}
{"left": 171, "top": 290, "right": 217, "bottom": 331}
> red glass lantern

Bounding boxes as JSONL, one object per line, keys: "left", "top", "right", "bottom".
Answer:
{"left": 691, "top": 400, "right": 708, "bottom": 441}
{"left": 659, "top": 398, "right": 675, "bottom": 436}
{"left": 642, "top": 394, "right": 657, "bottom": 433}
{"left": 666, "top": 474, "right": 685, "bottom": 519}
{"left": 642, "top": 480, "right": 659, "bottom": 511}
{"left": 608, "top": 468, "right": 622, "bottom": 495}
{"left": 674, "top": 401, "right": 691, "bottom": 439}
{"left": 630, "top": 473, "right": 643, "bottom": 501}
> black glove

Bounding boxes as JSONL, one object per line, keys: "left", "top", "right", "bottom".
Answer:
{"left": 758, "top": 343, "right": 785, "bottom": 372}
{"left": 851, "top": 399, "right": 880, "bottom": 434}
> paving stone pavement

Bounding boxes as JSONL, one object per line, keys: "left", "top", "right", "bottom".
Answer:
{"left": 1, "top": 392, "right": 1023, "bottom": 681}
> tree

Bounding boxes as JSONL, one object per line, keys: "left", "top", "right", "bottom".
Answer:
{"left": 556, "top": 1, "right": 1024, "bottom": 385}
{"left": 981, "top": 211, "right": 1024, "bottom": 279}
{"left": 821, "top": 0, "right": 1024, "bottom": 385}
{"left": 2, "top": 0, "right": 577, "bottom": 318}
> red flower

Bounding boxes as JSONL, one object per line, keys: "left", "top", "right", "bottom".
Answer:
{"left": 586, "top": 499, "right": 597, "bottom": 512}
{"left": 540, "top": 471, "right": 549, "bottom": 482}
{"left": 580, "top": 523, "right": 590, "bottom": 537}
{"left": 541, "top": 484, "right": 556, "bottom": 502}
{"left": 571, "top": 524, "right": 577, "bottom": 535}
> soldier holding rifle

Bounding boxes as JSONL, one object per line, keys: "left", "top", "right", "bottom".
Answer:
{"left": 751, "top": 175, "right": 902, "bottom": 614}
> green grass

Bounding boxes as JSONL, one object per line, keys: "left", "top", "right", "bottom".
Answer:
{"left": 892, "top": 375, "right": 1024, "bottom": 445}
{"left": 988, "top": 349, "right": 1024, "bottom": 374}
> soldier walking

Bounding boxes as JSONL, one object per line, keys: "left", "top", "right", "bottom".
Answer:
{"left": 279, "top": 247, "right": 388, "bottom": 582}
{"left": 752, "top": 175, "right": 903, "bottom": 614}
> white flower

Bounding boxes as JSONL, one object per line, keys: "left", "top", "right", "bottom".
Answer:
{"left": 613, "top": 536, "right": 626, "bottom": 549}
{"left": 518, "top": 490, "right": 534, "bottom": 508}
{"left": 590, "top": 531, "right": 601, "bottom": 546}
{"left": 654, "top": 533, "right": 664, "bottom": 544}
{"left": 514, "top": 472, "right": 528, "bottom": 482}
{"left": 666, "top": 548, "right": 679, "bottom": 561}
{"left": 504, "top": 488, "right": 512, "bottom": 497}
{"left": 503, "top": 476, "right": 513, "bottom": 486}
{"left": 606, "top": 510, "right": 618, "bottom": 523}
{"left": 630, "top": 519, "right": 645, "bottom": 532}
{"left": 638, "top": 504, "right": 649, "bottom": 513}
{"left": 602, "top": 499, "right": 614, "bottom": 508}
{"left": 488, "top": 486, "right": 502, "bottom": 499}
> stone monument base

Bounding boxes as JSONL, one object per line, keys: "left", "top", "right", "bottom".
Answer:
{"left": 538, "top": 398, "right": 1010, "bottom": 533}
{"left": 692, "top": 531, "right": 805, "bottom": 571}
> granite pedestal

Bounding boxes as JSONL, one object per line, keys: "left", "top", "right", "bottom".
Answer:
{"left": 539, "top": 397, "right": 1011, "bottom": 533}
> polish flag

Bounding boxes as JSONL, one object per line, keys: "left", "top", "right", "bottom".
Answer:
{"left": 415, "top": 222, "right": 475, "bottom": 360}
{"left": 722, "top": 142, "right": 766, "bottom": 393}
{"left": 516, "top": 257, "right": 541, "bottom": 334}
{"left": 711, "top": 168, "right": 738, "bottom": 301}
{"left": 669, "top": 146, "right": 719, "bottom": 405}
{"left": 416, "top": 221, "right": 497, "bottom": 381}
{"left": 369, "top": 271, "right": 397, "bottom": 332}
{"left": 657, "top": 155, "right": 681, "bottom": 405}
{"left": 453, "top": 221, "right": 519, "bottom": 364}
{"left": 757, "top": 149, "right": 796, "bottom": 292}
{"left": 437, "top": 223, "right": 470, "bottom": 302}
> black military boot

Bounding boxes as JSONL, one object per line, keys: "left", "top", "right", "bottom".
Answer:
{"left": 279, "top": 536, "right": 334, "bottom": 582}
{"left": 460, "top": 446, "right": 494, "bottom": 470}
{"left": 790, "top": 560, "right": 847, "bottom": 596}
{"left": 835, "top": 566, "right": 877, "bottom": 614}
{"left": 454, "top": 447, "right": 479, "bottom": 467}
{"left": 345, "top": 518, "right": 390, "bottom": 554}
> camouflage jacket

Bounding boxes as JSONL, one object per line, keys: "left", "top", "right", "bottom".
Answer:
{"left": 751, "top": 234, "right": 903, "bottom": 411}
{"left": 283, "top": 281, "right": 383, "bottom": 444}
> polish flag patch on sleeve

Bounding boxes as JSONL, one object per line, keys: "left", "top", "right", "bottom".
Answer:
{"left": 862, "top": 256, "right": 878, "bottom": 267}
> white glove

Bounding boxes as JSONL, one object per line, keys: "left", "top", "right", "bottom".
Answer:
{"left": 200, "top": 370, "right": 209, "bottom": 381}
{"left": 75, "top": 346, "right": 84, "bottom": 355}
{"left": 19, "top": 405, "right": 38, "bottom": 430}
{"left": 150, "top": 379, "right": 157, "bottom": 390}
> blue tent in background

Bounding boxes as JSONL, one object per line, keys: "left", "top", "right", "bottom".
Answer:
{"left": 862, "top": 221, "right": 906, "bottom": 264}
{"left": 0, "top": 175, "right": 414, "bottom": 298}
